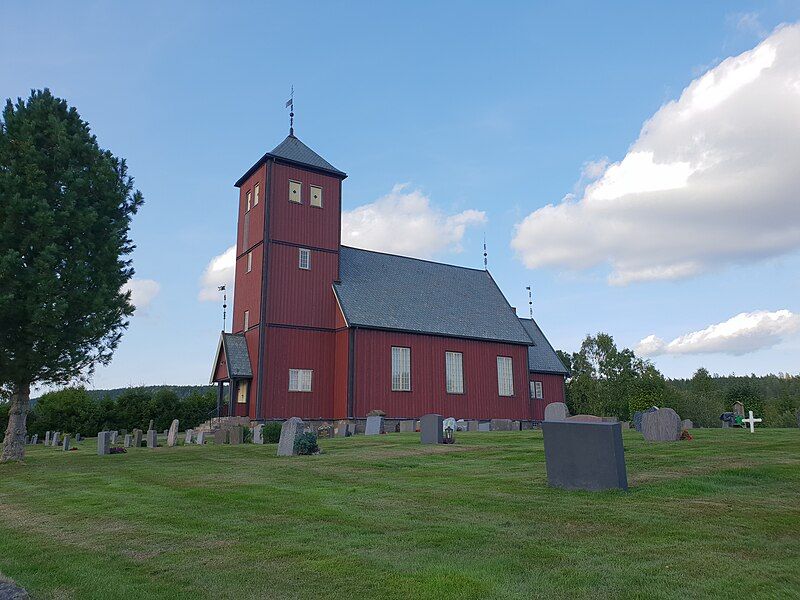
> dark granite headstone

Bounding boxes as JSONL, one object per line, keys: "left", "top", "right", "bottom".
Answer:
{"left": 633, "top": 407, "right": 657, "bottom": 432}
{"left": 542, "top": 421, "right": 628, "bottom": 491}
{"left": 277, "top": 417, "right": 305, "bottom": 456}
{"left": 229, "top": 426, "right": 243, "bottom": 445}
{"left": 214, "top": 429, "right": 227, "bottom": 445}
{"left": 420, "top": 414, "right": 443, "bottom": 444}
{"left": 642, "top": 408, "right": 682, "bottom": 442}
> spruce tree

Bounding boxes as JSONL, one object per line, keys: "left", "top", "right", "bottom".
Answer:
{"left": 0, "top": 89, "right": 143, "bottom": 462}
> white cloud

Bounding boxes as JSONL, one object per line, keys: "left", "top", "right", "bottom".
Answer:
{"left": 636, "top": 310, "right": 800, "bottom": 356}
{"left": 122, "top": 278, "right": 160, "bottom": 311}
{"left": 730, "top": 11, "right": 767, "bottom": 38}
{"left": 199, "top": 245, "right": 235, "bottom": 302}
{"left": 512, "top": 24, "right": 800, "bottom": 285}
{"left": 342, "top": 184, "right": 486, "bottom": 258}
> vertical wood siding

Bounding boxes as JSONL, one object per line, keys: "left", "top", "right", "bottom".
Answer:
{"left": 353, "top": 329, "right": 531, "bottom": 419}
{"left": 232, "top": 243, "right": 263, "bottom": 333}
{"left": 333, "top": 329, "right": 350, "bottom": 419}
{"left": 529, "top": 373, "right": 566, "bottom": 420}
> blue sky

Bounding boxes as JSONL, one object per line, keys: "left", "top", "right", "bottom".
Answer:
{"left": 2, "top": 1, "right": 799, "bottom": 389}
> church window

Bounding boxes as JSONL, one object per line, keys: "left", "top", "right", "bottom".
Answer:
{"left": 392, "top": 346, "right": 411, "bottom": 391}
{"left": 289, "top": 180, "right": 302, "bottom": 203}
{"left": 254, "top": 183, "right": 260, "bottom": 206}
{"left": 246, "top": 251, "right": 253, "bottom": 273}
{"left": 237, "top": 381, "right": 248, "bottom": 404}
{"left": 299, "top": 248, "right": 310, "bottom": 270}
{"left": 243, "top": 310, "right": 250, "bottom": 331}
{"left": 310, "top": 185, "right": 323, "bottom": 208}
{"left": 445, "top": 351, "right": 464, "bottom": 394}
{"left": 246, "top": 190, "right": 252, "bottom": 211}
{"left": 530, "top": 380, "right": 543, "bottom": 399}
{"left": 497, "top": 356, "right": 514, "bottom": 397}
{"left": 289, "top": 369, "right": 313, "bottom": 392}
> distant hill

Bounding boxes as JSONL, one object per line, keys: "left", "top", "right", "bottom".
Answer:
{"left": 29, "top": 384, "right": 215, "bottom": 406}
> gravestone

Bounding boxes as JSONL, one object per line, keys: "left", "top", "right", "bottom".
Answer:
{"left": 196, "top": 431, "right": 206, "bottom": 445}
{"left": 184, "top": 429, "right": 194, "bottom": 445}
{"left": 491, "top": 419, "right": 514, "bottom": 431}
{"left": 542, "top": 421, "right": 628, "bottom": 491}
{"left": 97, "top": 431, "right": 110, "bottom": 456}
{"left": 133, "top": 429, "right": 142, "bottom": 447}
{"left": 544, "top": 402, "right": 569, "bottom": 421}
{"left": 109, "top": 431, "right": 118, "bottom": 444}
{"left": 45, "top": 431, "right": 51, "bottom": 445}
{"left": 468, "top": 420, "right": 479, "bottom": 431}
{"left": 277, "top": 417, "right": 305, "bottom": 457}
{"left": 229, "top": 426, "right": 243, "bottom": 445}
{"left": 123, "top": 434, "right": 132, "bottom": 448}
{"left": 335, "top": 420, "right": 349, "bottom": 437}
{"left": 148, "top": 419, "right": 154, "bottom": 431}
{"left": 146, "top": 430, "right": 158, "bottom": 448}
{"left": 681, "top": 419, "right": 694, "bottom": 430}
{"left": 214, "top": 429, "right": 227, "bottom": 445}
{"left": 733, "top": 401, "right": 745, "bottom": 418}
{"left": 253, "top": 424, "right": 264, "bottom": 444}
{"left": 62, "top": 434, "right": 71, "bottom": 451}
{"left": 75, "top": 433, "right": 81, "bottom": 442}
{"left": 477, "top": 422, "right": 491, "bottom": 432}
{"left": 602, "top": 416, "right": 619, "bottom": 423}
{"left": 456, "top": 419, "right": 468, "bottom": 431}
{"left": 620, "top": 421, "right": 630, "bottom": 430}
{"left": 641, "top": 408, "right": 682, "bottom": 442}
{"left": 167, "top": 420, "right": 179, "bottom": 447}
{"left": 52, "top": 432, "right": 61, "bottom": 447}
{"left": 420, "top": 414, "right": 444, "bottom": 444}
{"left": 633, "top": 407, "right": 658, "bottom": 432}
{"left": 347, "top": 423, "right": 357, "bottom": 436}
{"left": 365, "top": 415, "right": 385, "bottom": 435}
{"left": 30, "top": 434, "right": 38, "bottom": 445}
{"left": 566, "top": 415, "right": 603, "bottom": 423}
{"left": 398, "top": 420, "right": 416, "bottom": 433}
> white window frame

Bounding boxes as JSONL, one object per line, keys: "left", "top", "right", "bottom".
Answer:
{"left": 243, "top": 310, "right": 250, "bottom": 331}
{"left": 237, "top": 380, "right": 248, "bottom": 404}
{"left": 246, "top": 251, "right": 253, "bottom": 273}
{"left": 246, "top": 190, "right": 252, "bottom": 212}
{"left": 289, "top": 180, "right": 302, "bottom": 204}
{"left": 310, "top": 185, "right": 323, "bottom": 208}
{"left": 289, "top": 369, "right": 313, "bottom": 392}
{"left": 298, "top": 248, "right": 310, "bottom": 270}
{"left": 254, "top": 182, "right": 260, "bottom": 206}
{"left": 445, "top": 351, "right": 464, "bottom": 394}
{"left": 497, "top": 356, "right": 514, "bottom": 397}
{"left": 391, "top": 346, "right": 411, "bottom": 391}
{"left": 530, "top": 380, "right": 543, "bottom": 399}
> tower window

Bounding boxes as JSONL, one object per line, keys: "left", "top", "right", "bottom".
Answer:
{"left": 289, "top": 369, "right": 313, "bottom": 392}
{"left": 289, "top": 180, "right": 302, "bottom": 203}
{"left": 254, "top": 183, "right": 260, "bottom": 206}
{"left": 237, "top": 381, "right": 248, "bottom": 404}
{"left": 246, "top": 251, "right": 253, "bottom": 273}
{"left": 310, "top": 185, "right": 323, "bottom": 208}
{"left": 497, "top": 356, "right": 514, "bottom": 397}
{"left": 298, "top": 248, "right": 310, "bottom": 270}
{"left": 246, "top": 190, "right": 252, "bottom": 212}
{"left": 243, "top": 310, "right": 250, "bottom": 331}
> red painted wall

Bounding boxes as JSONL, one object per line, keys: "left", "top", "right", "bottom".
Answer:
{"left": 262, "top": 327, "right": 336, "bottom": 419}
{"left": 352, "top": 329, "right": 531, "bottom": 419}
{"left": 529, "top": 373, "right": 566, "bottom": 420}
{"left": 333, "top": 328, "right": 349, "bottom": 419}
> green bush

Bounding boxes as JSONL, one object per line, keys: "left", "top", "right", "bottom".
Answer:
{"left": 294, "top": 432, "right": 319, "bottom": 455}
{"left": 33, "top": 388, "right": 98, "bottom": 436}
{"left": 263, "top": 422, "right": 282, "bottom": 443}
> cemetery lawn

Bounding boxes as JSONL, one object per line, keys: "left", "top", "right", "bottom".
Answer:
{"left": 1, "top": 430, "right": 799, "bottom": 600}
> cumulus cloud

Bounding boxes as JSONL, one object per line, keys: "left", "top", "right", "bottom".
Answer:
{"left": 636, "top": 310, "right": 800, "bottom": 356}
{"left": 122, "top": 278, "right": 160, "bottom": 311}
{"left": 512, "top": 24, "right": 800, "bottom": 285}
{"left": 342, "top": 184, "right": 486, "bottom": 258}
{"left": 199, "top": 245, "right": 235, "bottom": 301}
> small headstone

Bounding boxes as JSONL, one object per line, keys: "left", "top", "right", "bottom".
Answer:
{"left": 229, "top": 426, "right": 243, "bottom": 445}
{"left": 109, "top": 431, "right": 118, "bottom": 444}
{"left": 365, "top": 415, "right": 385, "bottom": 435}
{"left": 253, "top": 424, "right": 264, "bottom": 444}
{"left": 45, "top": 431, "right": 51, "bottom": 445}
{"left": 184, "top": 429, "right": 194, "bottom": 445}
{"left": 97, "top": 431, "right": 110, "bottom": 456}
{"left": 167, "top": 420, "right": 179, "bottom": 447}
{"left": 467, "top": 420, "right": 479, "bottom": 431}
{"left": 566, "top": 414, "right": 604, "bottom": 423}
{"left": 420, "top": 414, "right": 444, "bottom": 444}
{"left": 681, "top": 419, "right": 693, "bottom": 430}
{"left": 133, "top": 429, "right": 142, "bottom": 447}
{"left": 620, "top": 421, "right": 630, "bottom": 430}
{"left": 544, "top": 402, "right": 569, "bottom": 421}
{"left": 641, "top": 408, "right": 682, "bottom": 442}
{"left": 490, "top": 419, "right": 514, "bottom": 431}
{"left": 477, "top": 422, "right": 491, "bottom": 432}
{"left": 123, "top": 434, "right": 132, "bottom": 448}
{"left": 542, "top": 421, "right": 628, "bottom": 491}
{"left": 456, "top": 419, "right": 468, "bottom": 431}
{"left": 148, "top": 419, "right": 154, "bottom": 431}
{"left": 52, "top": 432, "right": 61, "bottom": 447}
{"left": 733, "top": 401, "right": 745, "bottom": 417}
{"left": 163, "top": 429, "right": 168, "bottom": 437}
{"left": 31, "top": 434, "right": 38, "bottom": 445}
{"left": 146, "top": 430, "right": 158, "bottom": 448}
{"left": 347, "top": 423, "right": 357, "bottom": 436}
{"left": 398, "top": 420, "right": 416, "bottom": 433}
{"left": 62, "top": 434, "right": 71, "bottom": 451}
{"left": 196, "top": 431, "right": 206, "bottom": 445}
{"left": 214, "top": 429, "right": 227, "bottom": 445}
{"left": 277, "top": 417, "right": 305, "bottom": 456}
{"left": 75, "top": 433, "right": 81, "bottom": 442}
{"left": 335, "top": 420, "right": 350, "bottom": 437}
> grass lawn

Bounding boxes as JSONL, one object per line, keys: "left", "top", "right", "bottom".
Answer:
{"left": 1, "top": 429, "right": 799, "bottom": 599}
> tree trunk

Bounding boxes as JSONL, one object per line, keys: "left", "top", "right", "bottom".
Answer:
{"left": 1, "top": 382, "right": 30, "bottom": 463}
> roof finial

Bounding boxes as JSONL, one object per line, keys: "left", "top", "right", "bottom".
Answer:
{"left": 526, "top": 285, "right": 533, "bottom": 319}
{"left": 285, "top": 86, "right": 295, "bottom": 136}
{"left": 483, "top": 234, "right": 488, "bottom": 270}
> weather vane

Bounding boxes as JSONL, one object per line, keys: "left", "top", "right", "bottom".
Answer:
{"left": 218, "top": 285, "right": 227, "bottom": 332}
{"left": 483, "top": 234, "right": 488, "bottom": 270}
{"left": 286, "top": 86, "right": 294, "bottom": 135}
{"left": 526, "top": 286, "right": 533, "bottom": 319}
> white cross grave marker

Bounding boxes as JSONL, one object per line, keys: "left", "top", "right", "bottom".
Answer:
{"left": 742, "top": 410, "right": 762, "bottom": 433}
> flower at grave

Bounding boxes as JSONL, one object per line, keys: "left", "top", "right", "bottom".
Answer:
{"left": 680, "top": 430, "right": 693, "bottom": 441}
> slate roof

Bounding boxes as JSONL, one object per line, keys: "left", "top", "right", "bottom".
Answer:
{"left": 210, "top": 333, "right": 253, "bottom": 382}
{"left": 518, "top": 318, "right": 570, "bottom": 375}
{"left": 235, "top": 134, "right": 346, "bottom": 186}
{"left": 334, "top": 247, "right": 532, "bottom": 345}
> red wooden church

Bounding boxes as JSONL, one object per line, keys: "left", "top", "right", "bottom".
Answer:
{"left": 211, "top": 129, "right": 568, "bottom": 423}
